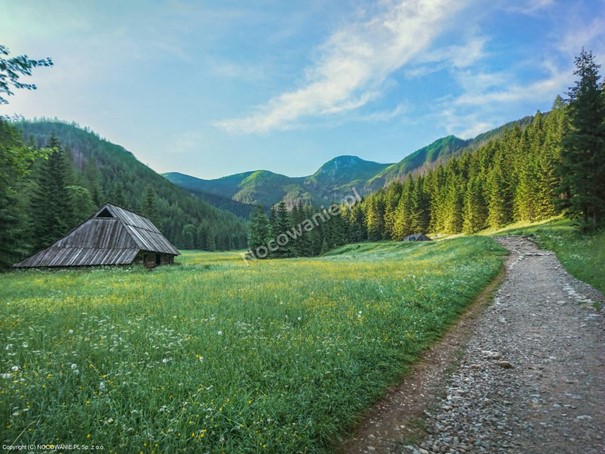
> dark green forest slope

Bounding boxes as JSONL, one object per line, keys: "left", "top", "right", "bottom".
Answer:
{"left": 12, "top": 120, "right": 248, "bottom": 256}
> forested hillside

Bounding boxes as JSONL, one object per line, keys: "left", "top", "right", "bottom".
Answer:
{"left": 247, "top": 101, "right": 567, "bottom": 258}
{"left": 0, "top": 119, "right": 247, "bottom": 268}
{"left": 347, "top": 104, "right": 565, "bottom": 241}
{"left": 166, "top": 120, "right": 536, "bottom": 214}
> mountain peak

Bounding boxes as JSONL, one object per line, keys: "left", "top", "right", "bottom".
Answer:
{"left": 314, "top": 155, "right": 389, "bottom": 177}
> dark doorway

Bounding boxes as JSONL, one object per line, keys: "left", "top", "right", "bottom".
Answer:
{"left": 155, "top": 254, "right": 161, "bottom": 266}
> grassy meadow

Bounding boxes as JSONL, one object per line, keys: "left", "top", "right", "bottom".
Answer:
{"left": 1, "top": 238, "right": 506, "bottom": 452}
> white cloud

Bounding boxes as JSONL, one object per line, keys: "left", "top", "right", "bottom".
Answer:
{"left": 405, "top": 35, "right": 488, "bottom": 77}
{"left": 440, "top": 107, "right": 495, "bottom": 138}
{"left": 216, "top": 0, "right": 470, "bottom": 134}
{"left": 356, "top": 103, "right": 409, "bottom": 123}
{"left": 434, "top": 61, "right": 571, "bottom": 138}
{"left": 453, "top": 68, "right": 569, "bottom": 107}
{"left": 504, "top": 0, "right": 555, "bottom": 15}
{"left": 557, "top": 16, "right": 605, "bottom": 59}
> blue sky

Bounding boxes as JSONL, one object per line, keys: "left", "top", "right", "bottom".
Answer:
{"left": 1, "top": 0, "right": 604, "bottom": 178}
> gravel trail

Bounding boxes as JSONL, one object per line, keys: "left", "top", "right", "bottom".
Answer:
{"left": 344, "top": 236, "right": 605, "bottom": 454}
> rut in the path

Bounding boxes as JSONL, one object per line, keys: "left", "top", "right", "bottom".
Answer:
{"left": 342, "top": 236, "right": 605, "bottom": 454}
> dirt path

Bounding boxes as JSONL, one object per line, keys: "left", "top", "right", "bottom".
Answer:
{"left": 340, "top": 236, "right": 605, "bottom": 453}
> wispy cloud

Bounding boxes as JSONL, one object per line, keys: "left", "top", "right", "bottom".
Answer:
{"left": 557, "top": 16, "right": 605, "bottom": 59}
{"left": 439, "top": 107, "right": 495, "bottom": 139}
{"left": 450, "top": 56, "right": 569, "bottom": 106}
{"left": 355, "top": 103, "right": 409, "bottom": 123}
{"left": 504, "top": 0, "right": 555, "bottom": 16}
{"left": 216, "top": 0, "right": 470, "bottom": 134}
{"left": 435, "top": 61, "right": 571, "bottom": 138}
{"left": 406, "top": 34, "right": 488, "bottom": 76}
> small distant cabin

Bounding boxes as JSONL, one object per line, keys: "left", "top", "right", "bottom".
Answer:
{"left": 14, "top": 203, "right": 180, "bottom": 269}
{"left": 403, "top": 233, "right": 432, "bottom": 242}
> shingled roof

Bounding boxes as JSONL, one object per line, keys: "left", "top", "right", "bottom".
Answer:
{"left": 14, "top": 203, "right": 179, "bottom": 268}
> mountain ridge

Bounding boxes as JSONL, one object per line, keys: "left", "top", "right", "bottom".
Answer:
{"left": 165, "top": 117, "right": 534, "bottom": 212}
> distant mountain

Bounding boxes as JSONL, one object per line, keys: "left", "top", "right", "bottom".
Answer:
{"left": 366, "top": 136, "right": 469, "bottom": 191}
{"left": 185, "top": 188, "right": 255, "bottom": 219}
{"left": 306, "top": 155, "right": 391, "bottom": 199}
{"left": 164, "top": 155, "right": 392, "bottom": 209}
{"left": 164, "top": 170, "right": 307, "bottom": 208}
{"left": 165, "top": 115, "right": 538, "bottom": 214}
{"left": 16, "top": 120, "right": 248, "bottom": 250}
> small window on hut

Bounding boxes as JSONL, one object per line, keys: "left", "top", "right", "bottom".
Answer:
{"left": 97, "top": 208, "right": 113, "bottom": 218}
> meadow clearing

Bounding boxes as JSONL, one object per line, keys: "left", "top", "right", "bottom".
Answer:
{"left": 2, "top": 237, "right": 506, "bottom": 452}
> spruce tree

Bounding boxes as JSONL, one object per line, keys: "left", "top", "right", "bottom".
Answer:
{"left": 85, "top": 158, "right": 104, "bottom": 206}
{"left": 108, "top": 182, "right": 127, "bottom": 207}
{"left": 29, "top": 136, "right": 75, "bottom": 251}
{"left": 181, "top": 224, "right": 196, "bottom": 249}
{"left": 536, "top": 99, "right": 565, "bottom": 219}
{"left": 443, "top": 172, "right": 464, "bottom": 233}
{"left": 487, "top": 152, "right": 513, "bottom": 229}
{"left": 393, "top": 178, "right": 413, "bottom": 239}
{"left": 247, "top": 205, "right": 272, "bottom": 256}
{"left": 383, "top": 183, "right": 402, "bottom": 239}
{"left": 462, "top": 177, "right": 487, "bottom": 233}
{"left": 141, "top": 185, "right": 158, "bottom": 223}
{"left": 410, "top": 176, "right": 430, "bottom": 233}
{"left": 558, "top": 49, "right": 605, "bottom": 230}
{"left": 0, "top": 119, "right": 48, "bottom": 268}
{"left": 348, "top": 204, "right": 366, "bottom": 243}
{"left": 366, "top": 195, "right": 385, "bottom": 241}
{"left": 291, "top": 202, "right": 312, "bottom": 256}
{"left": 67, "top": 185, "right": 95, "bottom": 224}
{"left": 273, "top": 201, "right": 292, "bottom": 257}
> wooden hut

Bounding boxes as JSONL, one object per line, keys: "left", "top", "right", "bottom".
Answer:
{"left": 403, "top": 233, "right": 432, "bottom": 242}
{"left": 14, "top": 203, "right": 179, "bottom": 268}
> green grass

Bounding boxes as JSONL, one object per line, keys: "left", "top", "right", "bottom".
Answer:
{"left": 1, "top": 237, "right": 505, "bottom": 453}
{"left": 488, "top": 218, "right": 605, "bottom": 295}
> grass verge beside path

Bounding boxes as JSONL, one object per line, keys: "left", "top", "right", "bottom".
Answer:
{"left": 1, "top": 237, "right": 505, "bottom": 453}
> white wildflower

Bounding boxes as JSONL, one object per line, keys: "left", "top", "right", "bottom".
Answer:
{"left": 11, "top": 365, "right": 19, "bottom": 372}
{"left": 99, "top": 380, "right": 106, "bottom": 391}
{"left": 68, "top": 329, "right": 74, "bottom": 334}
{"left": 1, "top": 373, "right": 12, "bottom": 379}
{"left": 22, "top": 342, "right": 28, "bottom": 348}
{"left": 217, "top": 330, "right": 223, "bottom": 336}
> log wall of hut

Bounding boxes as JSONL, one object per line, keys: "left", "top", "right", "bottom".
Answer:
{"left": 136, "top": 252, "right": 175, "bottom": 268}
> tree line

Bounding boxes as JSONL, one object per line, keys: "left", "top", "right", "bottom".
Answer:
{"left": 248, "top": 49, "right": 605, "bottom": 256}
{"left": 248, "top": 104, "right": 564, "bottom": 255}
{"left": 247, "top": 201, "right": 350, "bottom": 258}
